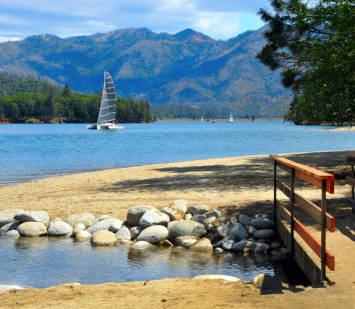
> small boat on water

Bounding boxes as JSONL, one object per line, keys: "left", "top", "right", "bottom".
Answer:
{"left": 229, "top": 112, "right": 234, "bottom": 123}
{"left": 87, "top": 71, "right": 124, "bottom": 130}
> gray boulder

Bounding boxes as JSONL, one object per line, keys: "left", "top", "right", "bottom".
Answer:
{"left": 0, "top": 222, "right": 20, "bottom": 235}
{"left": 74, "top": 223, "right": 86, "bottom": 230}
{"left": 138, "top": 210, "right": 170, "bottom": 228}
{"left": 168, "top": 220, "right": 206, "bottom": 240}
{"left": 3, "top": 230, "right": 20, "bottom": 239}
{"left": 86, "top": 218, "right": 114, "bottom": 234}
{"left": 17, "top": 222, "right": 47, "bottom": 237}
{"left": 14, "top": 211, "right": 49, "bottom": 224}
{"left": 186, "top": 205, "right": 209, "bottom": 215}
{"left": 0, "top": 210, "right": 19, "bottom": 228}
{"left": 222, "top": 239, "right": 235, "bottom": 251}
{"left": 67, "top": 213, "right": 95, "bottom": 228}
{"left": 254, "top": 242, "right": 270, "bottom": 254}
{"left": 108, "top": 219, "right": 123, "bottom": 233}
{"left": 161, "top": 200, "right": 188, "bottom": 221}
{"left": 253, "top": 229, "right": 276, "bottom": 239}
{"left": 251, "top": 217, "right": 273, "bottom": 229}
{"left": 239, "top": 214, "right": 252, "bottom": 226}
{"left": 230, "top": 223, "right": 248, "bottom": 240}
{"left": 248, "top": 225, "right": 257, "bottom": 235}
{"left": 126, "top": 205, "right": 154, "bottom": 226}
{"left": 232, "top": 239, "right": 248, "bottom": 252}
{"left": 175, "top": 236, "right": 199, "bottom": 248}
{"left": 130, "top": 226, "right": 143, "bottom": 240}
{"left": 115, "top": 226, "right": 131, "bottom": 240}
{"left": 131, "top": 240, "right": 155, "bottom": 250}
{"left": 75, "top": 230, "right": 92, "bottom": 242}
{"left": 184, "top": 213, "right": 192, "bottom": 220}
{"left": 216, "top": 223, "right": 231, "bottom": 238}
{"left": 136, "top": 225, "right": 169, "bottom": 244}
{"left": 48, "top": 221, "right": 73, "bottom": 237}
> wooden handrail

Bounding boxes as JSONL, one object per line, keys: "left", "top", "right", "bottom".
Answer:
{"left": 270, "top": 155, "right": 334, "bottom": 194}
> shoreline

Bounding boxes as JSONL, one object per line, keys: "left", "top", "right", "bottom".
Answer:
{"left": 0, "top": 150, "right": 354, "bottom": 308}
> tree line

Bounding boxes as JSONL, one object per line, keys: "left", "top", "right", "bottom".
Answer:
{"left": 0, "top": 84, "right": 154, "bottom": 123}
{"left": 257, "top": 0, "right": 354, "bottom": 125}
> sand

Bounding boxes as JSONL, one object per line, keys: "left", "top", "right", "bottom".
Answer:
{"left": 325, "top": 127, "right": 355, "bottom": 132}
{"left": 0, "top": 150, "right": 354, "bottom": 308}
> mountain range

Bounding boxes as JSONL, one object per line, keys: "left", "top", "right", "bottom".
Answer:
{"left": 0, "top": 27, "right": 290, "bottom": 116}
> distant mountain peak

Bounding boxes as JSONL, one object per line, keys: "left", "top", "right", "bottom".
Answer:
{"left": 173, "top": 28, "right": 211, "bottom": 41}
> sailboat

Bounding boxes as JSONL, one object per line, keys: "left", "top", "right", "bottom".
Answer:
{"left": 229, "top": 112, "right": 234, "bottom": 123}
{"left": 87, "top": 72, "right": 124, "bottom": 130}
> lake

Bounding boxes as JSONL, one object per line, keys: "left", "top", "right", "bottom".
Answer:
{"left": 0, "top": 121, "right": 353, "bottom": 186}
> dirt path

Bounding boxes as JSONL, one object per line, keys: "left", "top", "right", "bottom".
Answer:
{"left": 0, "top": 150, "right": 354, "bottom": 308}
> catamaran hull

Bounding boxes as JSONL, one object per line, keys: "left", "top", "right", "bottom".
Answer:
{"left": 97, "top": 123, "right": 124, "bottom": 130}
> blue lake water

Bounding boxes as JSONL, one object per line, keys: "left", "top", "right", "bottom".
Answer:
{"left": 0, "top": 238, "right": 276, "bottom": 288}
{"left": 0, "top": 121, "right": 353, "bottom": 186}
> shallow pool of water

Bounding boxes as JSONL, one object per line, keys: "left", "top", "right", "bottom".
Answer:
{"left": 0, "top": 238, "right": 277, "bottom": 288}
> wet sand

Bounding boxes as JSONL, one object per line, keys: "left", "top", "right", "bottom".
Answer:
{"left": 0, "top": 150, "right": 354, "bottom": 308}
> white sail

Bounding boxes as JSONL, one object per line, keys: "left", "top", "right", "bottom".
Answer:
{"left": 229, "top": 112, "right": 234, "bottom": 123}
{"left": 97, "top": 72, "right": 116, "bottom": 125}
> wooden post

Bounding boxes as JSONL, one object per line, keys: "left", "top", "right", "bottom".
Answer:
{"left": 352, "top": 164, "right": 354, "bottom": 200}
{"left": 290, "top": 168, "right": 295, "bottom": 255}
{"left": 274, "top": 161, "right": 277, "bottom": 224}
{"left": 321, "top": 180, "right": 327, "bottom": 281}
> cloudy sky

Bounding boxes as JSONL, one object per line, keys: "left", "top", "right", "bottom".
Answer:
{"left": 0, "top": 0, "right": 272, "bottom": 42}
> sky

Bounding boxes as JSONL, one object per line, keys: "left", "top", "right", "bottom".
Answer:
{"left": 0, "top": 0, "right": 272, "bottom": 42}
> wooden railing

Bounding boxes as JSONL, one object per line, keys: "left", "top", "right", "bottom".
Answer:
{"left": 346, "top": 154, "right": 355, "bottom": 213}
{"left": 270, "top": 155, "right": 335, "bottom": 281}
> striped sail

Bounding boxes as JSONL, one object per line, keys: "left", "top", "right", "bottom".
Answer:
{"left": 97, "top": 72, "right": 116, "bottom": 125}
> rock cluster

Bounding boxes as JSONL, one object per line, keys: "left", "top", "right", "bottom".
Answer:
{"left": 0, "top": 201, "right": 287, "bottom": 260}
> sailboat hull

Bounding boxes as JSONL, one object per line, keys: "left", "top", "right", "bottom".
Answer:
{"left": 97, "top": 123, "right": 124, "bottom": 130}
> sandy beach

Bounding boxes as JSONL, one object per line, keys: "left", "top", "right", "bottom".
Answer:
{"left": 0, "top": 150, "right": 354, "bottom": 308}
{"left": 325, "top": 127, "right": 355, "bottom": 132}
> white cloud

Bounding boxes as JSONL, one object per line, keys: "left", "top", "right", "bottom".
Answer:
{"left": 0, "top": 36, "right": 22, "bottom": 42}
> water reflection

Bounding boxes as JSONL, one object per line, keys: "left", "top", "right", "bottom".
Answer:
{"left": 0, "top": 238, "right": 276, "bottom": 288}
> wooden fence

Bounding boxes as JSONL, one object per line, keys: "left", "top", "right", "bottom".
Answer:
{"left": 270, "top": 155, "right": 335, "bottom": 281}
{"left": 346, "top": 154, "right": 355, "bottom": 213}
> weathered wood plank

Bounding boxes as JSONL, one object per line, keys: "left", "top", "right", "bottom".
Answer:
{"left": 278, "top": 204, "right": 335, "bottom": 271}
{"left": 270, "top": 155, "right": 334, "bottom": 194}
{"left": 276, "top": 180, "right": 335, "bottom": 232}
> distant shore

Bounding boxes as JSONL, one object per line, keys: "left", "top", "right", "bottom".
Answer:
{"left": 325, "top": 126, "right": 355, "bottom": 132}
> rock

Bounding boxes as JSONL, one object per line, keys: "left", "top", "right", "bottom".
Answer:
{"left": 74, "top": 223, "right": 86, "bottom": 230}
{"left": 0, "top": 211, "right": 18, "bottom": 228}
{"left": 17, "top": 222, "right": 47, "bottom": 237}
{"left": 239, "top": 214, "right": 252, "bottom": 226}
{"left": 130, "top": 226, "right": 143, "bottom": 240}
{"left": 253, "top": 213, "right": 266, "bottom": 219}
{"left": 214, "top": 247, "right": 224, "bottom": 253}
{"left": 251, "top": 217, "right": 273, "bottom": 229}
{"left": 108, "top": 219, "right": 123, "bottom": 233}
{"left": 91, "top": 230, "right": 117, "bottom": 246}
{"left": 248, "top": 225, "right": 257, "bottom": 235}
{"left": 232, "top": 239, "right": 248, "bottom": 252}
{"left": 160, "top": 239, "right": 174, "bottom": 247}
{"left": 252, "top": 274, "right": 273, "bottom": 288}
{"left": 253, "top": 229, "right": 276, "bottom": 239}
{"left": 67, "top": 213, "right": 95, "bottom": 228}
{"left": 255, "top": 242, "right": 270, "bottom": 254}
{"left": 205, "top": 210, "right": 221, "bottom": 218}
{"left": 193, "top": 275, "right": 240, "bottom": 282}
{"left": 75, "top": 230, "right": 92, "bottom": 241}
{"left": 115, "top": 226, "right": 131, "bottom": 240}
{"left": 0, "top": 222, "right": 20, "bottom": 235}
{"left": 168, "top": 220, "right": 206, "bottom": 240}
{"left": 86, "top": 218, "right": 114, "bottom": 234}
{"left": 222, "top": 239, "right": 235, "bottom": 251}
{"left": 161, "top": 200, "right": 188, "bottom": 221}
{"left": 186, "top": 205, "right": 209, "bottom": 215}
{"left": 184, "top": 213, "right": 192, "bottom": 220}
{"left": 138, "top": 210, "right": 170, "bottom": 228}
{"left": 175, "top": 236, "right": 199, "bottom": 248}
{"left": 14, "top": 211, "right": 49, "bottom": 224}
{"left": 126, "top": 206, "right": 154, "bottom": 226}
{"left": 90, "top": 215, "right": 112, "bottom": 226}
{"left": 0, "top": 285, "right": 24, "bottom": 292}
{"left": 189, "top": 238, "right": 213, "bottom": 252}
{"left": 270, "top": 240, "right": 282, "bottom": 249}
{"left": 3, "top": 230, "right": 20, "bottom": 239}
{"left": 230, "top": 223, "right": 248, "bottom": 240}
{"left": 216, "top": 223, "right": 231, "bottom": 238}
{"left": 131, "top": 240, "right": 155, "bottom": 250}
{"left": 48, "top": 221, "right": 73, "bottom": 236}
{"left": 136, "top": 225, "right": 169, "bottom": 244}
